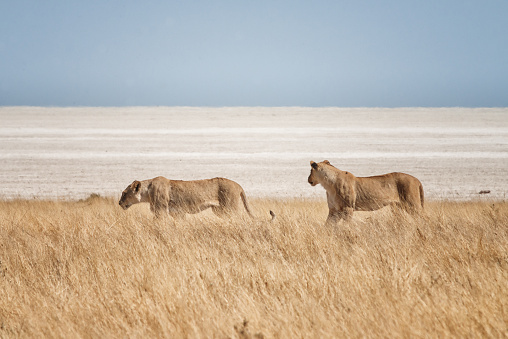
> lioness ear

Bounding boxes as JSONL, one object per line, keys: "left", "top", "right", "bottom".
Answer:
{"left": 323, "top": 160, "right": 331, "bottom": 165}
{"left": 310, "top": 161, "right": 318, "bottom": 169}
{"left": 132, "top": 180, "right": 141, "bottom": 192}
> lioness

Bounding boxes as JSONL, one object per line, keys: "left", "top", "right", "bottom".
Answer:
{"left": 308, "top": 160, "right": 424, "bottom": 224}
{"left": 119, "top": 176, "right": 275, "bottom": 221}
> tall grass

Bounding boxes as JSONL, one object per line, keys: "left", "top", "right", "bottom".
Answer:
{"left": 1, "top": 197, "right": 507, "bottom": 338}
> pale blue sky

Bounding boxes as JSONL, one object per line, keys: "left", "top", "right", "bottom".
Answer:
{"left": 1, "top": 0, "right": 507, "bottom": 107}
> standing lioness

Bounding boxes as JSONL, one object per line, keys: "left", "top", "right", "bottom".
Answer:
{"left": 119, "top": 176, "right": 274, "bottom": 221}
{"left": 308, "top": 160, "right": 424, "bottom": 224}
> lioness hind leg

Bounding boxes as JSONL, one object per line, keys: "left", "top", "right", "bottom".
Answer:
{"left": 391, "top": 201, "right": 420, "bottom": 218}
{"left": 397, "top": 182, "right": 423, "bottom": 214}
{"left": 212, "top": 206, "right": 239, "bottom": 219}
{"left": 397, "top": 196, "right": 422, "bottom": 214}
{"left": 216, "top": 191, "right": 246, "bottom": 219}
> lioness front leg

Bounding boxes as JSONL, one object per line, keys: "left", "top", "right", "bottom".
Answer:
{"left": 325, "top": 208, "right": 342, "bottom": 226}
{"left": 325, "top": 207, "right": 353, "bottom": 225}
{"left": 325, "top": 212, "right": 340, "bottom": 226}
{"left": 150, "top": 203, "right": 181, "bottom": 223}
{"left": 339, "top": 207, "right": 354, "bottom": 221}
{"left": 151, "top": 203, "right": 168, "bottom": 219}
{"left": 168, "top": 212, "right": 185, "bottom": 223}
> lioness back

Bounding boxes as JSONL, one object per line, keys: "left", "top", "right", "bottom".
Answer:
{"left": 167, "top": 177, "right": 244, "bottom": 204}
{"left": 357, "top": 172, "right": 423, "bottom": 209}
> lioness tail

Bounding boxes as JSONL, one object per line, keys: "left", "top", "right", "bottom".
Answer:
{"left": 240, "top": 191, "right": 276, "bottom": 222}
{"left": 240, "top": 190, "right": 254, "bottom": 219}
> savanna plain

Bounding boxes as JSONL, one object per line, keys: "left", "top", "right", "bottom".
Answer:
{"left": 1, "top": 196, "right": 507, "bottom": 338}
{"left": 1, "top": 107, "right": 507, "bottom": 338}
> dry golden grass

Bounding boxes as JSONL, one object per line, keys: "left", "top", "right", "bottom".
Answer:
{"left": 1, "top": 196, "right": 507, "bottom": 338}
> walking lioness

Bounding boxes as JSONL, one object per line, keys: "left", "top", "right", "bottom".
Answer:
{"left": 308, "top": 160, "right": 424, "bottom": 224}
{"left": 119, "top": 176, "right": 275, "bottom": 221}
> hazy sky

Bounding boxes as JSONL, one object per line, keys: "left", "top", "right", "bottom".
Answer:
{"left": 1, "top": 1, "right": 507, "bottom": 107}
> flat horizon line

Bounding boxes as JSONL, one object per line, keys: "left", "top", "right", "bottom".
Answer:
{"left": 1, "top": 105, "right": 508, "bottom": 109}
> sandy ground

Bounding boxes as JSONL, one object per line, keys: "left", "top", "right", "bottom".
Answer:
{"left": 0, "top": 106, "right": 507, "bottom": 200}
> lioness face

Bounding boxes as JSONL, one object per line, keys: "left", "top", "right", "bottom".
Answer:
{"left": 309, "top": 160, "right": 332, "bottom": 186}
{"left": 118, "top": 181, "right": 142, "bottom": 210}
{"left": 308, "top": 161, "right": 320, "bottom": 186}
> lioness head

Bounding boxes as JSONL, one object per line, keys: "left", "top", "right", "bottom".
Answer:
{"left": 119, "top": 180, "right": 142, "bottom": 210}
{"left": 308, "top": 160, "right": 331, "bottom": 186}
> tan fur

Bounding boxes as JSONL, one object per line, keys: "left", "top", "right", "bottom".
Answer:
{"left": 308, "top": 160, "right": 424, "bottom": 224}
{"left": 119, "top": 176, "right": 274, "bottom": 221}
